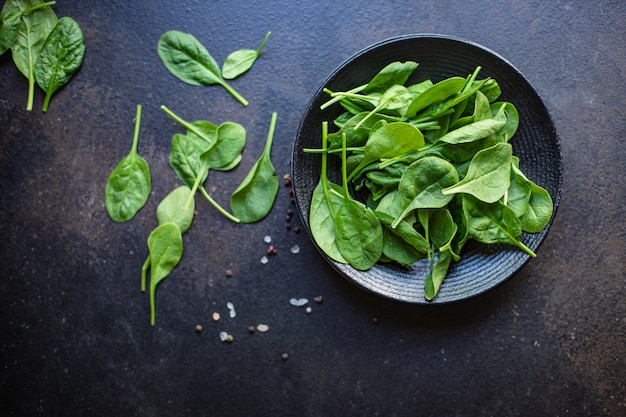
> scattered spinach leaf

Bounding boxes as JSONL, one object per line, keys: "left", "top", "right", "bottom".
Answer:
{"left": 145, "top": 223, "right": 184, "bottom": 326}
{"left": 105, "top": 105, "right": 151, "bottom": 223}
{"left": 35, "top": 16, "right": 85, "bottom": 112}
{"left": 35, "top": 17, "right": 85, "bottom": 112}
{"left": 8, "top": 0, "right": 57, "bottom": 111}
{"left": 222, "top": 31, "right": 270, "bottom": 80}
{"left": 230, "top": 112, "right": 279, "bottom": 223}
{"left": 0, "top": 0, "right": 55, "bottom": 55}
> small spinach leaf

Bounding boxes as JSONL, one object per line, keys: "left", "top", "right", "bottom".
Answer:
{"left": 105, "top": 105, "right": 151, "bottom": 223}
{"left": 145, "top": 223, "right": 184, "bottom": 326}
{"left": 462, "top": 194, "right": 535, "bottom": 257}
{"left": 392, "top": 156, "right": 459, "bottom": 228}
{"left": 442, "top": 142, "right": 512, "bottom": 203}
{"left": 230, "top": 112, "right": 279, "bottom": 223}
{"left": 156, "top": 185, "right": 195, "bottom": 233}
{"left": 222, "top": 31, "right": 270, "bottom": 80}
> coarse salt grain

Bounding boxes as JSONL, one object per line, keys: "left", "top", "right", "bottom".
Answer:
{"left": 260, "top": 256, "right": 269, "bottom": 264}
{"left": 264, "top": 235, "right": 272, "bottom": 243}
{"left": 219, "top": 331, "right": 229, "bottom": 342}
{"left": 290, "top": 298, "right": 308, "bottom": 307}
{"left": 227, "top": 302, "right": 236, "bottom": 318}
{"left": 290, "top": 245, "right": 300, "bottom": 254}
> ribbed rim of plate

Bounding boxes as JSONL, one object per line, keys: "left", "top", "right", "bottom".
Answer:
{"left": 292, "top": 34, "right": 563, "bottom": 304}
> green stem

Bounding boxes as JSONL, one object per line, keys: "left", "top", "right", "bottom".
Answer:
{"left": 200, "top": 187, "right": 241, "bottom": 223}
{"left": 264, "top": 111, "right": 278, "bottom": 154}
{"left": 340, "top": 132, "right": 350, "bottom": 198}
{"left": 141, "top": 255, "right": 150, "bottom": 292}
{"left": 161, "top": 105, "right": 213, "bottom": 143}
{"left": 320, "top": 85, "right": 367, "bottom": 110}
{"left": 184, "top": 161, "right": 205, "bottom": 211}
{"left": 26, "top": 57, "right": 34, "bottom": 112}
{"left": 257, "top": 31, "right": 271, "bottom": 53}
{"left": 220, "top": 81, "right": 248, "bottom": 107}
{"left": 131, "top": 104, "right": 142, "bottom": 155}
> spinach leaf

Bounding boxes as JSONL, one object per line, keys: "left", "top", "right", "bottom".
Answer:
{"left": 105, "top": 105, "right": 151, "bottom": 223}
{"left": 424, "top": 249, "right": 453, "bottom": 300}
{"left": 348, "top": 121, "right": 424, "bottom": 181}
{"left": 438, "top": 110, "right": 506, "bottom": 144}
{"left": 9, "top": 0, "right": 57, "bottom": 111}
{"left": 145, "top": 223, "right": 184, "bottom": 326}
{"left": 157, "top": 30, "right": 248, "bottom": 106}
{"left": 334, "top": 132, "right": 383, "bottom": 270}
{"left": 362, "top": 60, "right": 419, "bottom": 93}
{"left": 156, "top": 185, "right": 195, "bottom": 234}
{"left": 169, "top": 132, "right": 210, "bottom": 189}
{"left": 405, "top": 76, "right": 466, "bottom": 118}
{"left": 202, "top": 121, "right": 246, "bottom": 170}
{"left": 462, "top": 194, "right": 536, "bottom": 257}
{"left": 222, "top": 31, "right": 270, "bottom": 80}
{"left": 310, "top": 122, "right": 347, "bottom": 263}
{"left": 442, "top": 142, "right": 512, "bottom": 203}
{"left": 392, "top": 156, "right": 459, "bottom": 228}
{"left": 230, "top": 112, "right": 279, "bottom": 223}
{"left": 510, "top": 160, "right": 553, "bottom": 232}
{"left": 0, "top": 0, "right": 55, "bottom": 55}
{"left": 35, "top": 16, "right": 85, "bottom": 112}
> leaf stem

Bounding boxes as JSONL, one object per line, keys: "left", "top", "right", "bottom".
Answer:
{"left": 161, "top": 105, "right": 213, "bottom": 143}
{"left": 131, "top": 104, "right": 142, "bottom": 155}
{"left": 257, "top": 31, "right": 271, "bottom": 54}
{"left": 220, "top": 81, "right": 248, "bottom": 107}
{"left": 200, "top": 187, "right": 241, "bottom": 223}
{"left": 320, "top": 85, "right": 367, "bottom": 110}
{"left": 264, "top": 112, "right": 278, "bottom": 155}
{"left": 141, "top": 255, "right": 150, "bottom": 292}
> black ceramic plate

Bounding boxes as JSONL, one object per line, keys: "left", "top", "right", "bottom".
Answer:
{"left": 292, "top": 34, "right": 563, "bottom": 303}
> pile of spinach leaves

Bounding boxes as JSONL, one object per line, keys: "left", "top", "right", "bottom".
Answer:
{"left": 0, "top": 0, "right": 85, "bottom": 112}
{"left": 306, "top": 61, "right": 553, "bottom": 300}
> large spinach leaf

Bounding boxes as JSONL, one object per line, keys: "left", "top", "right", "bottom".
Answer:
{"left": 35, "top": 16, "right": 84, "bottom": 111}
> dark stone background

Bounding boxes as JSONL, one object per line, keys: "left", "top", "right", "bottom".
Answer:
{"left": 1, "top": 1, "right": 624, "bottom": 416}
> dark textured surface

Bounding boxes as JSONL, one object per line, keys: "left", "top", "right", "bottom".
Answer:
{"left": 292, "top": 34, "right": 563, "bottom": 303}
{"left": 0, "top": 1, "right": 624, "bottom": 416}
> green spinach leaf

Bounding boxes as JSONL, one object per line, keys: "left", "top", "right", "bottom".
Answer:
{"left": 156, "top": 185, "right": 195, "bottom": 233}
{"left": 222, "top": 31, "right": 270, "bottom": 80}
{"left": 0, "top": 0, "right": 55, "bottom": 55}
{"left": 442, "top": 142, "right": 512, "bottom": 203}
{"left": 105, "top": 105, "right": 151, "bottom": 223}
{"left": 145, "top": 223, "right": 184, "bottom": 326}
{"left": 35, "top": 16, "right": 85, "bottom": 112}
{"left": 9, "top": 0, "right": 57, "bottom": 111}
{"left": 230, "top": 112, "right": 279, "bottom": 223}
{"left": 333, "top": 132, "right": 383, "bottom": 270}
{"left": 392, "top": 156, "right": 459, "bottom": 228}
{"left": 309, "top": 122, "right": 347, "bottom": 263}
